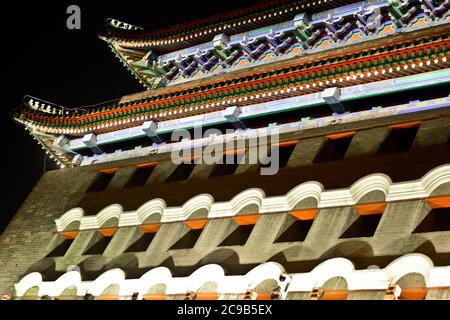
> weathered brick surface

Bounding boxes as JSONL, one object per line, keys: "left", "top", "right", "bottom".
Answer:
{"left": 287, "top": 136, "right": 326, "bottom": 167}
{"left": 414, "top": 118, "right": 450, "bottom": 148}
{"left": 108, "top": 166, "right": 136, "bottom": 189}
{"left": 345, "top": 127, "right": 390, "bottom": 158}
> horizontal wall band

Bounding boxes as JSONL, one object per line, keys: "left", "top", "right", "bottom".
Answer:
{"left": 54, "top": 164, "right": 450, "bottom": 232}
{"left": 76, "top": 94, "right": 450, "bottom": 166}
{"left": 14, "top": 254, "right": 450, "bottom": 298}
{"left": 68, "top": 72, "right": 450, "bottom": 151}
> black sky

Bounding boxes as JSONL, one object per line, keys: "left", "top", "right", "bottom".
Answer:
{"left": 0, "top": 0, "right": 263, "bottom": 234}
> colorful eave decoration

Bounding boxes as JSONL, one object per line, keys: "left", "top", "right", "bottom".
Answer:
{"left": 12, "top": 0, "right": 450, "bottom": 168}
{"left": 98, "top": 0, "right": 450, "bottom": 89}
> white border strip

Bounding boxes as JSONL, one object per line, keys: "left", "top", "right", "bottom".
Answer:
{"left": 14, "top": 254, "right": 450, "bottom": 298}
{"left": 55, "top": 164, "right": 450, "bottom": 231}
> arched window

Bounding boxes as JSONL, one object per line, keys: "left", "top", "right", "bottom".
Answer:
{"left": 314, "top": 131, "right": 355, "bottom": 162}
{"left": 170, "top": 218, "right": 207, "bottom": 250}
{"left": 87, "top": 168, "right": 117, "bottom": 192}
{"left": 318, "top": 276, "right": 349, "bottom": 300}
{"left": 57, "top": 286, "right": 78, "bottom": 300}
{"left": 125, "top": 162, "right": 158, "bottom": 187}
{"left": 254, "top": 279, "right": 279, "bottom": 300}
{"left": 143, "top": 283, "right": 166, "bottom": 300}
{"left": 196, "top": 281, "right": 219, "bottom": 300}
{"left": 22, "top": 286, "right": 40, "bottom": 300}
{"left": 47, "top": 230, "right": 79, "bottom": 257}
{"left": 97, "top": 284, "right": 120, "bottom": 300}
{"left": 275, "top": 208, "right": 318, "bottom": 243}
{"left": 397, "top": 273, "right": 427, "bottom": 300}
{"left": 377, "top": 122, "right": 420, "bottom": 155}
{"left": 341, "top": 191, "right": 386, "bottom": 239}
{"left": 414, "top": 195, "right": 450, "bottom": 233}
{"left": 84, "top": 222, "right": 117, "bottom": 255}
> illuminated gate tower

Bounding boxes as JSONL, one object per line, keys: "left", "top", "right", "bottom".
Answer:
{"left": 2, "top": 0, "right": 450, "bottom": 300}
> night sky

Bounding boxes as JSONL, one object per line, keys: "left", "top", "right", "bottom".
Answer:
{"left": 0, "top": 0, "right": 262, "bottom": 233}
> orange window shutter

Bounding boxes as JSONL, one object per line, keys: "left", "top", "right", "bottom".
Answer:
{"left": 196, "top": 292, "right": 218, "bottom": 300}
{"left": 140, "top": 223, "right": 161, "bottom": 233}
{"left": 353, "top": 202, "right": 386, "bottom": 215}
{"left": 136, "top": 161, "right": 159, "bottom": 168}
{"left": 100, "top": 168, "right": 119, "bottom": 174}
{"left": 256, "top": 292, "right": 272, "bottom": 300}
{"left": 326, "top": 131, "right": 356, "bottom": 140}
{"left": 389, "top": 121, "right": 421, "bottom": 129}
{"left": 322, "top": 290, "right": 349, "bottom": 300}
{"left": 184, "top": 219, "right": 208, "bottom": 229}
{"left": 399, "top": 287, "right": 427, "bottom": 300}
{"left": 289, "top": 209, "right": 319, "bottom": 220}
{"left": 223, "top": 148, "right": 247, "bottom": 155}
{"left": 272, "top": 139, "right": 299, "bottom": 148}
{"left": 96, "top": 295, "right": 119, "bottom": 300}
{"left": 233, "top": 214, "right": 260, "bottom": 225}
{"left": 143, "top": 294, "right": 166, "bottom": 300}
{"left": 62, "top": 231, "right": 80, "bottom": 239}
{"left": 426, "top": 195, "right": 450, "bottom": 208}
{"left": 98, "top": 227, "right": 117, "bottom": 237}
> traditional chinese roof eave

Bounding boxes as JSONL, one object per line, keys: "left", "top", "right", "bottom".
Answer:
{"left": 101, "top": 0, "right": 446, "bottom": 91}
{"left": 98, "top": 0, "right": 358, "bottom": 50}
{"left": 118, "top": 22, "right": 450, "bottom": 104}
{"left": 13, "top": 28, "right": 450, "bottom": 137}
